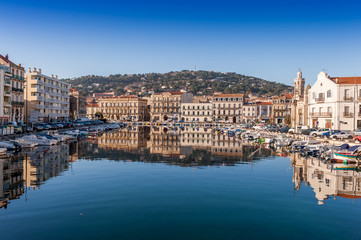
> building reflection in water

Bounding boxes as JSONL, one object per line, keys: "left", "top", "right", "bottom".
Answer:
{"left": 291, "top": 154, "right": 361, "bottom": 205}
{"left": 6, "top": 127, "right": 355, "bottom": 209}
{"left": 94, "top": 126, "right": 276, "bottom": 166}
{"left": 1, "top": 145, "right": 70, "bottom": 209}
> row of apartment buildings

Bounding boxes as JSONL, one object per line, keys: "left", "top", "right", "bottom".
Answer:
{"left": 291, "top": 70, "right": 361, "bottom": 131}
{"left": 87, "top": 91, "right": 292, "bottom": 124}
{"left": 0, "top": 54, "right": 86, "bottom": 125}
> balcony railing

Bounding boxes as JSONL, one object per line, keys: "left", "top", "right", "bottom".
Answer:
{"left": 11, "top": 74, "right": 25, "bottom": 81}
{"left": 4, "top": 80, "right": 11, "bottom": 85}
{"left": 316, "top": 98, "right": 325, "bottom": 103}
{"left": 310, "top": 112, "right": 332, "bottom": 117}
{"left": 343, "top": 112, "right": 353, "bottom": 117}
{"left": 12, "top": 87, "right": 24, "bottom": 92}
{"left": 11, "top": 101, "right": 24, "bottom": 106}
{"left": 344, "top": 96, "right": 353, "bottom": 101}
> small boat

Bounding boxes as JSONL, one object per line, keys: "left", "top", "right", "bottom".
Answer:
{"left": 333, "top": 165, "right": 358, "bottom": 171}
{"left": 333, "top": 145, "right": 361, "bottom": 161}
{"left": 0, "top": 147, "right": 6, "bottom": 154}
{"left": 0, "top": 141, "right": 22, "bottom": 151}
{"left": 15, "top": 137, "right": 38, "bottom": 148}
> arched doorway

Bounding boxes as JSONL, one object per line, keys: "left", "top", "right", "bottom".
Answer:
{"left": 163, "top": 115, "right": 168, "bottom": 121}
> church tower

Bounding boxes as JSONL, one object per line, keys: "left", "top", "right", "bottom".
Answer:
{"left": 294, "top": 69, "right": 305, "bottom": 100}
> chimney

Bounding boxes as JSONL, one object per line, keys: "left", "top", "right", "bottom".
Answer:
{"left": 39, "top": 68, "right": 42, "bottom": 73}
{"left": 33, "top": 67, "right": 37, "bottom": 72}
{"left": 28, "top": 67, "right": 31, "bottom": 73}
{"left": 19, "top": 63, "right": 22, "bottom": 67}
{"left": 55, "top": 75, "right": 58, "bottom": 79}
{"left": 5, "top": 54, "right": 8, "bottom": 60}
{"left": 335, "top": 78, "right": 339, "bottom": 84}
{"left": 51, "top": 74, "right": 54, "bottom": 78}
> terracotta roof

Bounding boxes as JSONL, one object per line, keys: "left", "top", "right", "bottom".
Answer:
{"left": 330, "top": 77, "right": 361, "bottom": 84}
{"left": 284, "top": 94, "right": 294, "bottom": 99}
{"left": 100, "top": 95, "right": 138, "bottom": 99}
{"left": 256, "top": 102, "right": 272, "bottom": 105}
{"left": 213, "top": 94, "right": 244, "bottom": 98}
{"left": 0, "top": 54, "right": 14, "bottom": 65}
{"left": 154, "top": 91, "right": 184, "bottom": 95}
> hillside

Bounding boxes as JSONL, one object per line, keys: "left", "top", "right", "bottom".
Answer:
{"left": 63, "top": 70, "right": 292, "bottom": 97}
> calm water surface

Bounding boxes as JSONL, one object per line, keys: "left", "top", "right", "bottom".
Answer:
{"left": 1, "top": 128, "right": 361, "bottom": 240}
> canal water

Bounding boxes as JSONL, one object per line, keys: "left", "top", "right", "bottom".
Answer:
{"left": 1, "top": 128, "right": 361, "bottom": 240}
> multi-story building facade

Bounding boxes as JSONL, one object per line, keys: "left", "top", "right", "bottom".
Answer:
{"left": 69, "top": 88, "right": 87, "bottom": 120}
{"left": 86, "top": 100, "right": 99, "bottom": 120}
{"left": 0, "top": 54, "right": 25, "bottom": 123}
{"left": 98, "top": 95, "right": 149, "bottom": 121}
{"left": 25, "top": 68, "right": 70, "bottom": 123}
{"left": 150, "top": 91, "right": 193, "bottom": 122}
{"left": 0, "top": 64, "right": 11, "bottom": 125}
{"left": 308, "top": 72, "right": 361, "bottom": 130}
{"left": 272, "top": 94, "right": 293, "bottom": 124}
{"left": 181, "top": 103, "right": 212, "bottom": 122}
{"left": 212, "top": 94, "right": 244, "bottom": 123}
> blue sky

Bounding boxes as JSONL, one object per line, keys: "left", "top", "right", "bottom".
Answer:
{"left": 1, "top": 0, "right": 361, "bottom": 85}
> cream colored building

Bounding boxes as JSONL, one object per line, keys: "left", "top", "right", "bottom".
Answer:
{"left": 0, "top": 54, "right": 25, "bottom": 123}
{"left": 86, "top": 101, "right": 99, "bottom": 120}
{"left": 0, "top": 65, "right": 11, "bottom": 124}
{"left": 150, "top": 91, "right": 193, "bottom": 122}
{"left": 98, "top": 95, "right": 149, "bottom": 121}
{"left": 181, "top": 103, "right": 212, "bottom": 122}
{"left": 212, "top": 93, "right": 244, "bottom": 123}
{"left": 25, "top": 68, "right": 70, "bottom": 123}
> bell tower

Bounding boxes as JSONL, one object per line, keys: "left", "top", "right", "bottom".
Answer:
{"left": 294, "top": 69, "right": 305, "bottom": 100}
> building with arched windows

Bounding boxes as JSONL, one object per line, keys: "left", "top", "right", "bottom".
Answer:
{"left": 98, "top": 95, "right": 149, "bottom": 121}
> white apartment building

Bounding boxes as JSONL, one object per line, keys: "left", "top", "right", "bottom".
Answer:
{"left": 308, "top": 72, "right": 361, "bottom": 130}
{"left": 0, "top": 65, "right": 11, "bottom": 125}
{"left": 25, "top": 68, "right": 70, "bottom": 123}
{"left": 181, "top": 103, "right": 212, "bottom": 122}
{"left": 212, "top": 94, "right": 244, "bottom": 123}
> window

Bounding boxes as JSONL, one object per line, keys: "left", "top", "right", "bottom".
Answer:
{"left": 327, "top": 90, "right": 332, "bottom": 98}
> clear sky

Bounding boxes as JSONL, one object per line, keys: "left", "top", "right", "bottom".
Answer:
{"left": 1, "top": 0, "right": 361, "bottom": 85}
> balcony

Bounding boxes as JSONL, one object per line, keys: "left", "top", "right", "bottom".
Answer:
{"left": 4, "top": 101, "right": 11, "bottom": 107}
{"left": 4, "top": 80, "right": 11, "bottom": 86}
{"left": 316, "top": 97, "right": 325, "bottom": 103}
{"left": 11, "top": 101, "right": 24, "bottom": 106}
{"left": 343, "top": 112, "right": 353, "bottom": 118}
{"left": 12, "top": 87, "right": 24, "bottom": 92}
{"left": 11, "top": 74, "right": 25, "bottom": 81}
{"left": 4, "top": 91, "right": 11, "bottom": 96}
{"left": 310, "top": 112, "right": 332, "bottom": 117}
{"left": 343, "top": 96, "right": 353, "bottom": 101}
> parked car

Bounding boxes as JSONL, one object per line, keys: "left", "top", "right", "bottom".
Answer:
{"left": 331, "top": 131, "right": 353, "bottom": 140}
{"left": 310, "top": 128, "right": 331, "bottom": 137}
{"left": 278, "top": 126, "right": 290, "bottom": 133}
{"left": 354, "top": 136, "right": 361, "bottom": 143}
{"left": 354, "top": 129, "right": 361, "bottom": 136}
